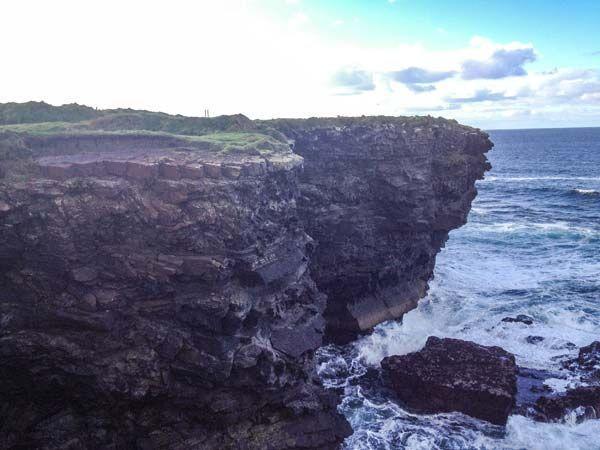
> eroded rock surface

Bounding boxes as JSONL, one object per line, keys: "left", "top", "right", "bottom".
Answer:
{"left": 534, "top": 386, "right": 600, "bottom": 423}
{"left": 0, "top": 107, "right": 492, "bottom": 449}
{"left": 529, "top": 341, "right": 600, "bottom": 423}
{"left": 268, "top": 117, "right": 492, "bottom": 343}
{"left": 0, "top": 133, "right": 350, "bottom": 449}
{"left": 381, "top": 337, "right": 518, "bottom": 425}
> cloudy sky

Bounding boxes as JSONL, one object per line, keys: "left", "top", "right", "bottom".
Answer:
{"left": 1, "top": 0, "right": 599, "bottom": 129}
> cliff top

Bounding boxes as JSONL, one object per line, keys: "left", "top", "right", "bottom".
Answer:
{"left": 0, "top": 101, "right": 290, "bottom": 155}
{"left": 0, "top": 102, "right": 298, "bottom": 182}
{"left": 0, "top": 101, "right": 485, "bottom": 136}
{"left": 0, "top": 101, "right": 489, "bottom": 183}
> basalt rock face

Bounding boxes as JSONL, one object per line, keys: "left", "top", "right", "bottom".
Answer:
{"left": 0, "top": 110, "right": 491, "bottom": 449}
{"left": 381, "top": 337, "right": 518, "bottom": 425}
{"left": 0, "top": 134, "right": 349, "bottom": 449}
{"left": 268, "top": 117, "right": 492, "bottom": 343}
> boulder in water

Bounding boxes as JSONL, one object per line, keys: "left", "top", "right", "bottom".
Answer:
{"left": 526, "top": 335, "right": 545, "bottom": 345}
{"left": 501, "top": 314, "right": 534, "bottom": 325}
{"left": 381, "top": 336, "right": 517, "bottom": 425}
{"left": 577, "top": 341, "right": 600, "bottom": 379}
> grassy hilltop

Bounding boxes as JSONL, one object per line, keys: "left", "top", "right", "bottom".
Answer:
{"left": 0, "top": 101, "right": 290, "bottom": 156}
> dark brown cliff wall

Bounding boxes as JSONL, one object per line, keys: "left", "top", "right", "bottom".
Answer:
{"left": 0, "top": 115, "right": 492, "bottom": 449}
{"left": 268, "top": 117, "right": 492, "bottom": 343}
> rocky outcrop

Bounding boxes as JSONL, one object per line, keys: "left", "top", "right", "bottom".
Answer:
{"left": 534, "top": 387, "right": 600, "bottom": 423}
{"left": 268, "top": 117, "right": 492, "bottom": 343}
{"left": 529, "top": 341, "right": 600, "bottom": 423}
{"left": 570, "top": 341, "right": 600, "bottom": 380}
{"left": 0, "top": 134, "right": 350, "bottom": 449}
{"left": 381, "top": 337, "right": 518, "bottom": 425}
{"left": 379, "top": 336, "right": 600, "bottom": 427}
{"left": 0, "top": 110, "right": 492, "bottom": 449}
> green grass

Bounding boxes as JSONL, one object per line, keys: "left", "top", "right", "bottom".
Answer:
{"left": 0, "top": 121, "right": 80, "bottom": 134}
{"left": 0, "top": 124, "right": 289, "bottom": 157}
{"left": 0, "top": 102, "right": 293, "bottom": 160}
{"left": 0, "top": 101, "right": 100, "bottom": 125}
{"left": 194, "top": 132, "right": 289, "bottom": 155}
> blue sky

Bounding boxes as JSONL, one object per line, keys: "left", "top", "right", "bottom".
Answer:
{"left": 265, "top": 0, "right": 600, "bottom": 70}
{"left": 1, "top": 0, "right": 598, "bottom": 129}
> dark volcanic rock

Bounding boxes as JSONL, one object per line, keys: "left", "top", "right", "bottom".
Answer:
{"left": 534, "top": 386, "right": 600, "bottom": 422}
{"left": 576, "top": 341, "right": 600, "bottom": 379}
{"left": 0, "top": 139, "right": 350, "bottom": 449}
{"left": 525, "top": 335, "right": 545, "bottom": 344}
{"left": 381, "top": 337, "right": 517, "bottom": 425}
{"left": 561, "top": 340, "right": 600, "bottom": 381}
{"left": 0, "top": 112, "right": 492, "bottom": 449}
{"left": 516, "top": 342, "right": 600, "bottom": 423}
{"left": 501, "top": 314, "right": 534, "bottom": 325}
{"left": 268, "top": 117, "right": 492, "bottom": 343}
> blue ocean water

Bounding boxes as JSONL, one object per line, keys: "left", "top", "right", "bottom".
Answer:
{"left": 317, "top": 127, "right": 600, "bottom": 450}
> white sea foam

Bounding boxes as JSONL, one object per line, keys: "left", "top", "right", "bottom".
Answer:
{"left": 470, "top": 206, "right": 488, "bottom": 215}
{"left": 500, "top": 415, "right": 600, "bottom": 450}
{"left": 543, "top": 378, "right": 572, "bottom": 393}
{"left": 483, "top": 176, "right": 600, "bottom": 182}
{"left": 355, "top": 307, "right": 440, "bottom": 366}
{"left": 472, "top": 221, "right": 596, "bottom": 236}
{"left": 573, "top": 188, "right": 599, "bottom": 195}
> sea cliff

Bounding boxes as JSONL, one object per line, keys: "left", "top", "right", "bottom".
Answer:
{"left": 0, "top": 103, "right": 491, "bottom": 449}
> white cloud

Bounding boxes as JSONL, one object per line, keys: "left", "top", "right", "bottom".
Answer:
{"left": 331, "top": 68, "right": 375, "bottom": 94}
{"left": 462, "top": 47, "right": 536, "bottom": 79}
{"left": 446, "top": 89, "right": 517, "bottom": 103}
{"left": 0, "top": 0, "right": 597, "bottom": 128}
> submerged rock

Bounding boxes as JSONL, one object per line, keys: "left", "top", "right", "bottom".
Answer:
{"left": 526, "top": 335, "right": 545, "bottom": 344}
{"left": 519, "top": 341, "right": 600, "bottom": 423}
{"left": 534, "top": 386, "right": 600, "bottom": 422}
{"left": 501, "top": 314, "right": 534, "bottom": 325}
{"left": 381, "top": 336, "right": 517, "bottom": 425}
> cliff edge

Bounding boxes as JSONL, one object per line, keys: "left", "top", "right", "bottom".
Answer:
{"left": 267, "top": 117, "right": 492, "bottom": 343}
{"left": 0, "top": 102, "right": 491, "bottom": 449}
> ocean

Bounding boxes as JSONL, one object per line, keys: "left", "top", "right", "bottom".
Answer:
{"left": 316, "top": 127, "right": 600, "bottom": 450}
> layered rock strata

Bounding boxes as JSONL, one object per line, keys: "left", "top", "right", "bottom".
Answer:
{"left": 0, "top": 134, "right": 349, "bottom": 449}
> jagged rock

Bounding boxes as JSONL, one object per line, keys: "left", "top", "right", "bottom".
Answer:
{"left": 526, "top": 335, "right": 545, "bottom": 344}
{"left": 502, "top": 314, "right": 534, "bottom": 325}
{"left": 0, "top": 111, "right": 491, "bottom": 449}
{"left": 534, "top": 387, "right": 600, "bottom": 422}
{"left": 381, "top": 337, "right": 517, "bottom": 425}
{"left": 577, "top": 341, "right": 600, "bottom": 377}
{"left": 515, "top": 341, "right": 600, "bottom": 423}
